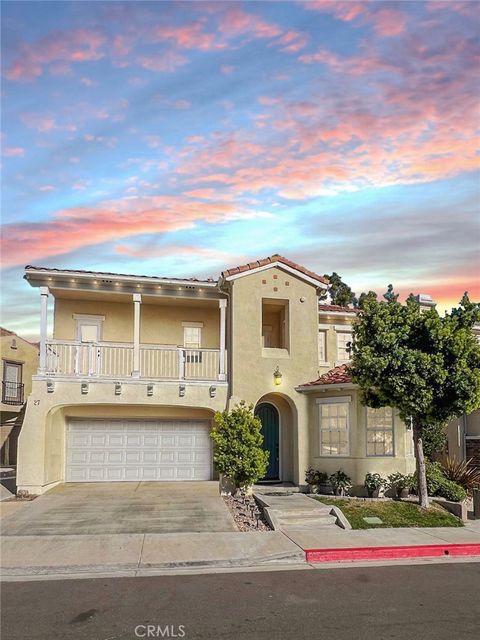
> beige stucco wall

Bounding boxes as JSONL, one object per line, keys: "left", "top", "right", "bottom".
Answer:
{"left": 17, "top": 378, "right": 227, "bottom": 494}
{"left": 306, "top": 389, "right": 415, "bottom": 491}
{"left": 1, "top": 335, "right": 39, "bottom": 415}
{"left": 54, "top": 298, "right": 220, "bottom": 348}
{"left": 228, "top": 267, "right": 321, "bottom": 484}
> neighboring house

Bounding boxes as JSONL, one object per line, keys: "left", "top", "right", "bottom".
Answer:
{"left": 17, "top": 256, "right": 416, "bottom": 495}
{"left": 1, "top": 328, "right": 39, "bottom": 466}
{"left": 446, "top": 323, "right": 480, "bottom": 469}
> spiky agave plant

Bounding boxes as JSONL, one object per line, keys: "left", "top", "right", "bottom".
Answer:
{"left": 441, "top": 457, "right": 480, "bottom": 494}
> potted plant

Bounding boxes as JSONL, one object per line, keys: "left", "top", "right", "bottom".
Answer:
{"left": 317, "top": 472, "right": 332, "bottom": 495}
{"left": 364, "top": 472, "right": 385, "bottom": 498}
{"left": 387, "top": 472, "right": 413, "bottom": 499}
{"left": 305, "top": 467, "right": 321, "bottom": 493}
{"left": 329, "top": 470, "right": 352, "bottom": 496}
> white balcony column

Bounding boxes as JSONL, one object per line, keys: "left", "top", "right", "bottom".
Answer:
{"left": 219, "top": 299, "right": 227, "bottom": 381}
{"left": 132, "top": 293, "right": 142, "bottom": 378}
{"left": 39, "top": 286, "right": 49, "bottom": 373}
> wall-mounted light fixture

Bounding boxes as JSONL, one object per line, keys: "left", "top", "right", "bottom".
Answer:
{"left": 273, "top": 366, "right": 282, "bottom": 386}
{"left": 209, "top": 385, "right": 216, "bottom": 398}
{"left": 81, "top": 382, "right": 89, "bottom": 395}
{"left": 179, "top": 384, "right": 186, "bottom": 397}
{"left": 46, "top": 380, "right": 55, "bottom": 393}
{"left": 10, "top": 339, "right": 17, "bottom": 350}
{"left": 147, "top": 384, "right": 154, "bottom": 397}
{"left": 114, "top": 382, "right": 122, "bottom": 396}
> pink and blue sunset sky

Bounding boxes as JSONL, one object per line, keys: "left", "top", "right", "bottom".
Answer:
{"left": 1, "top": 0, "right": 479, "bottom": 338}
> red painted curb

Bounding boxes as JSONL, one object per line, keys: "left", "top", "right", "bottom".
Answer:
{"left": 305, "top": 543, "right": 480, "bottom": 563}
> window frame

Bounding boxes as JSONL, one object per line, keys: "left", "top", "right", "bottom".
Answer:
{"left": 334, "top": 325, "right": 353, "bottom": 365}
{"left": 318, "top": 323, "right": 330, "bottom": 366}
{"left": 366, "top": 406, "right": 395, "bottom": 457}
{"left": 316, "top": 396, "right": 351, "bottom": 457}
{"left": 73, "top": 314, "right": 104, "bottom": 343}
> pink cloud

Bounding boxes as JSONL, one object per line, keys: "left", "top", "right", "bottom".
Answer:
{"left": 151, "top": 22, "right": 220, "bottom": 51}
{"left": 38, "top": 185, "right": 56, "bottom": 192}
{"left": 4, "top": 28, "right": 106, "bottom": 81}
{"left": 3, "top": 147, "right": 25, "bottom": 157}
{"left": 218, "top": 7, "right": 282, "bottom": 39}
{"left": 276, "top": 30, "right": 309, "bottom": 53}
{"left": 1, "top": 195, "right": 259, "bottom": 267}
{"left": 371, "top": 9, "right": 407, "bottom": 37}
{"left": 220, "top": 64, "right": 235, "bottom": 75}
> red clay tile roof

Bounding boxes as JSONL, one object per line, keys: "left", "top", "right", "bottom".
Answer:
{"left": 318, "top": 304, "right": 358, "bottom": 314}
{"left": 300, "top": 364, "right": 353, "bottom": 388}
{"left": 221, "top": 255, "right": 329, "bottom": 285}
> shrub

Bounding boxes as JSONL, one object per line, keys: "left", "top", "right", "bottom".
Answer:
{"left": 436, "top": 479, "right": 467, "bottom": 503}
{"left": 329, "top": 470, "right": 352, "bottom": 494}
{"left": 305, "top": 468, "right": 328, "bottom": 485}
{"left": 441, "top": 457, "right": 480, "bottom": 493}
{"left": 211, "top": 402, "right": 269, "bottom": 490}
{"left": 387, "top": 472, "right": 414, "bottom": 491}
{"left": 364, "top": 473, "right": 385, "bottom": 496}
{"left": 412, "top": 461, "right": 446, "bottom": 495}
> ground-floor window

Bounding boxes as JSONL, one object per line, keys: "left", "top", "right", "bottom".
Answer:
{"left": 317, "top": 398, "right": 350, "bottom": 456}
{"left": 366, "top": 406, "right": 394, "bottom": 456}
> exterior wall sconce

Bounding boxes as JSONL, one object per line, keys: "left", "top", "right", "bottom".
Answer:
{"left": 179, "top": 384, "right": 186, "bottom": 397}
{"left": 11, "top": 339, "right": 17, "bottom": 350}
{"left": 81, "top": 382, "right": 89, "bottom": 395}
{"left": 273, "top": 366, "right": 282, "bottom": 386}
{"left": 46, "top": 380, "right": 55, "bottom": 393}
{"left": 114, "top": 382, "right": 122, "bottom": 396}
{"left": 209, "top": 385, "right": 216, "bottom": 398}
{"left": 147, "top": 384, "right": 154, "bottom": 397}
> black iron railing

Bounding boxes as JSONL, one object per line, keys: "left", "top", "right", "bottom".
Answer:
{"left": 2, "top": 381, "right": 24, "bottom": 405}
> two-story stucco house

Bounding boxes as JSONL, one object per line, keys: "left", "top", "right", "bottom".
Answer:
{"left": 17, "top": 255, "right": 416, "bottom": 495}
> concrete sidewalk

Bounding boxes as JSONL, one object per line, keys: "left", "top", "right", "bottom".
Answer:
{"left": 283, "top": 519, "right": 480, "bottom": 551}
{"left": 1, "top": 531, "right": 304, "bottom": 578}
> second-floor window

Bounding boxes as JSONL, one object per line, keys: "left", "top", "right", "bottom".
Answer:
{"left": 183, "top": 324, "right": 202, "bottom": 349}
{"left": 336, "top": 329, "right": 352, "bottom": 362}
{"left": 318, "top": 325, "right": 329, "bottom": 364}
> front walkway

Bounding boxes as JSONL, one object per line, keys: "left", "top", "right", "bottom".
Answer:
{"left": 1, "top": 481, "right": 237, "bottom": 535}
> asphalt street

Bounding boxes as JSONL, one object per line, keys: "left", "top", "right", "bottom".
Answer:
{"left": 2, "top": 563, "right": 480, "bottom": 640}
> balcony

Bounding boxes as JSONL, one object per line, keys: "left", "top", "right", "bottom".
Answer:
{"left": 2, "top": 382, "right": 25, "bottom": 405}
{"left": 43, "top": 340, "right": 226, "bottom": 381}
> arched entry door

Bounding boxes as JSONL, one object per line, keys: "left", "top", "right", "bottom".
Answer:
{"left": 255, "top": 403, "right": 280, "bottom": 481}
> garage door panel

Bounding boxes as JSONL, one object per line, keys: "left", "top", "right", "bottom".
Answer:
{"left": 66, "top": 420, "right": 212, "bottom": 482}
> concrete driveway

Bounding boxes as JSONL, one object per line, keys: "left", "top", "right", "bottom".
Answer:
{"left": 1, "top": 481, "right": 237, "bottom": 536}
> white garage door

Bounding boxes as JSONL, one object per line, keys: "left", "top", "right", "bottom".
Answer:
{"left": 66, "top": 420, "right": 212, "bottom": 482}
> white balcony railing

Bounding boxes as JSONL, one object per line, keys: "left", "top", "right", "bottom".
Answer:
{"left": 44, "top": 341, "right": 225, "bottom": 381}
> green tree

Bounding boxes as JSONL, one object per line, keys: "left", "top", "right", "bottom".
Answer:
{"left": 350, "top": 291, "right": 480, "bottom": 508}
{"left": 320, "top": 272, "right": 356, "bottom": 307}
{"left": 210, "top": 402, "right": 269, "bottom": 491}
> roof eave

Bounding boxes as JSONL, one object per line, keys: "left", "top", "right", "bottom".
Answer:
{"left": 296, "top": 382, "right": 358, "bottom": 393}
{"left": 223, "top": 261, "right": 328, "bottom": 289}
{"left": 24, "top": 267, "right": 219, "bottom": 289}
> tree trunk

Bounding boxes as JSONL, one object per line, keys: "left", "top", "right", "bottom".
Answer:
{"left": 413, "top": 420, "right": 429, "bottom": 508}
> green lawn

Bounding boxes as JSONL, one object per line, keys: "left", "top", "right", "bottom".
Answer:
{"left": 314, "top": 497, "right": 463, "bottom": 529}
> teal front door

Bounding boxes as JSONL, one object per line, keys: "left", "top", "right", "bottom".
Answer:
{"left": 255, "top": 403, "right": 280, "bottom": 481}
